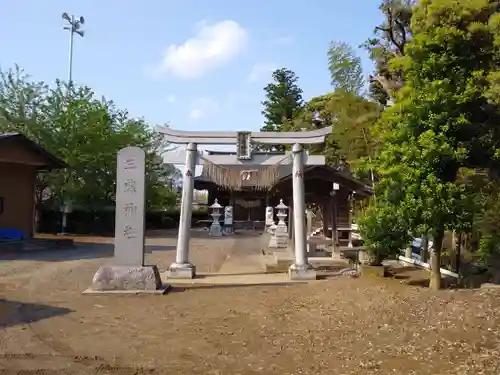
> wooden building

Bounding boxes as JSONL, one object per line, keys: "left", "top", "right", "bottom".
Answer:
{"left": 193, "top": 150, "right": 372, "bottom": 233}
{"left": 0, "top": 133, "right": 66, "bottom": 238}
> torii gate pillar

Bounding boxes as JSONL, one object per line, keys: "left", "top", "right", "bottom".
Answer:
{"left": 158, "top": 125, "right": 332, "bottom": 280}
{"left": 289, "top": 143, "right": 315, "bottom": 279}
{"left": 168, "top": 142, "right": 197, "bottom": 279}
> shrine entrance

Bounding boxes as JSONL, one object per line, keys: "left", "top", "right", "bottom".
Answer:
{"left": 158, "top": 125, "right": 332, "bottom": 280}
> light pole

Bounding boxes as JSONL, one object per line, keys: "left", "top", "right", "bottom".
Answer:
{"left": 62, "top": 12, "right": 85, "bottom": 84}
{"left": 58, "top": 13, "right": 84, "bottom": 236}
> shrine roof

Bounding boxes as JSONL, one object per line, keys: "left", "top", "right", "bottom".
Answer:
{"left": 204, "top": 150, "right": 285, "bottom": 156}
{"left": 0, "top": 132, "right": 68, "bottom": 170}
{"left": 194, "top": 164, "right": 372, "bottom": 196}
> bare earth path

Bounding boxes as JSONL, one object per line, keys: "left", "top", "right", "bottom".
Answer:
{"left": 1, "top": 231, "right": 500, "bottom": 374}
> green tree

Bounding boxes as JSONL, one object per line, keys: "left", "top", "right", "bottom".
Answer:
{"left": 260, "top": 68, "right": 304, "bottom": 151}
{"left": 289, "top": 91, "right": 380, "bottom": 171}
{"left": 365, "top": 0, "right": 500, "bottom": 289}
{"left": 327, "top": 41, "right": 364, "bottom": 95}
{"left": 0, "top": 66, "right": 178, "bottom": 214}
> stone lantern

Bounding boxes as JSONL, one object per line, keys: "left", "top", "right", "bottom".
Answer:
{"left": 209, "top": 199, "right": 222, "bottom": 237}
{"left": 269, "top": 199, "right": 288, "bottom": 248}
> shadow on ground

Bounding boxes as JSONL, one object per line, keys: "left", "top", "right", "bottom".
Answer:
{"left": 0, "top": 299, "right": 73, "bottom": 328}
{"left": 0, "top": 243, "right": 113, "bottom": 262}
{"left": 0, "top": 243, "right": 176, "bottom": 262}
{"left": 166, "top": 283, "right": 298, "bottom": 291}
{"left": 388, "top": 267, "right": 465, "bottom": 289}
{"left": 147, "top": 229, "right": 265, "bottom": 239}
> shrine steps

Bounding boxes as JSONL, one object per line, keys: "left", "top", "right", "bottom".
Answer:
{"left": 263, "top": 252, "right": 350, "bottom": 273}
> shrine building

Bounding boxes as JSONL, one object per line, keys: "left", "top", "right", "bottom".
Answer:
{"left": 193, "top": 150, "right": 372, "bottom": 234}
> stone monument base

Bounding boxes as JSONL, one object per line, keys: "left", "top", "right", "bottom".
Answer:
{"left": 223, "top": 226, "right": 234, "bottom": 235}
{"left": 167, "top": 262, "right": 196, "bottom": 279}
{"left": 288, "top": 264, "right": 317, "bottom": 280}
{"left": 269, "top": 235, "right": 288, "bottom": 248}
{"left": 209, "top": 224, "right": 222, "bottom": 237}
{"left": 84, "top": 265, "right": 168, "bottom": 295}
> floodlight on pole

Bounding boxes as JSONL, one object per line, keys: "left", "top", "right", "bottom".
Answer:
{"left": 62, "top": 12, "right": 85, "bottom": 84}
{"left": 58, "top": 12, "right": 85, "bottom": 236}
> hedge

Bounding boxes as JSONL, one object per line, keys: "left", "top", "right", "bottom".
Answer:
{"left": 37, "top": 207, "right": 210, "bottom": 235}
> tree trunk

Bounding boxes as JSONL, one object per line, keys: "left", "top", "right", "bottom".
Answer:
{"left": 450, "top": 231, "right": 457, "bottom": 273}
{"left": 421, "top": 233, "right": 429, "bottom": 263}
{"left": 429, "top": 228, "right": 445, "bottom": 290}
{"left": 454, "top": 232, "right": 462, "bottom": 275}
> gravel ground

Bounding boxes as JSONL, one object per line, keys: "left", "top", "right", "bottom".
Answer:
{"left": 1, "top": 232, "right": 500, "bottom": 374}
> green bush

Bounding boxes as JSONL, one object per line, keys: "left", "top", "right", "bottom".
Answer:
{"left": 358, "top": 203, "right": 411, "bottom": 265}
{"left": 38, "top": 207, "right": 211, "bottom": 235}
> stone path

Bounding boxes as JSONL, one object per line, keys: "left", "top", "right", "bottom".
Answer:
{"left": 162, "top": 232, "right": 297, "bottom": 285}
{"left": 217, "top": 233, "right": 267, "bottom": 275}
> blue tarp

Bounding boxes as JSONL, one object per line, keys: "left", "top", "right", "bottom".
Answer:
{"left": 0, "top": 228, "right": 25, "bottom": 240}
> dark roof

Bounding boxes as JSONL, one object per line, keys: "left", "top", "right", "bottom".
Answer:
{"left": 205, "top": 150, "right": 285, "bottom": 156}
{"left": 0, "top": 133, "right": 68, "bottom": 170}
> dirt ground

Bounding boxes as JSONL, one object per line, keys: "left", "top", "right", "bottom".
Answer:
{"left": 2, "top": 231, "right": 500, "bottom": 375}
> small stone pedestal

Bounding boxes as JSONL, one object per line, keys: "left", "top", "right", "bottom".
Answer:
{"left": 360, "top": 265, "right": 388, "bottom": 278}
{"left": 167, "top": 262, "right": 196, "bottom": 279}
{"left": 288, "top": 264, "right": 317, "bottom": 280}
{"left": 85, "top": 265, "right": 168, "bottom": 294}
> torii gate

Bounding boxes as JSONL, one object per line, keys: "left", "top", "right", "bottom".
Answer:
{"left": 158, "top": 125, "right": 332, "bottom": 280}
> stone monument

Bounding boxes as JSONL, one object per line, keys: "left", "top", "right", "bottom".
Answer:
{"left": 265, "top": 206, "right": 274, "bottom": 231}
{"left": 223, "top": 205, "right": 234, "bottom": 235}
{"left": 84, "top": 147, "right": 167, "bottom": 294}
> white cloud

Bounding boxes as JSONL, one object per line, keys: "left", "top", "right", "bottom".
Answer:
{"left": 271, "top": 36, "right": 294, "bottom": 46}
{"left": 166, "top": 94, "right": 176, "bottom": 103}
{"left": 189, "top": 109, "right": 204, "bottom": 120}
{"left": 188, "top": 97, "right": 219, "bottom": 120}
{"left": 159, "top": 20, "right": 249, "bottom": 79}
{"left": 247, "top": 62, "right": 277, "bottom": 83}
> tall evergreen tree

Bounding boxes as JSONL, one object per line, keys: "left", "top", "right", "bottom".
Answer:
{"left": 260, "top": 68, "right": 304, "bottom": 151}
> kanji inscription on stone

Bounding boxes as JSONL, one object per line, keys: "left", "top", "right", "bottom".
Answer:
{"left": 123, "top": 179, "right": 137, "bottom": 193}
{"left": 124, "top": 157, "right": 137, "bottom": 170}
{"left": 114, "top": 147, "right": 146, "bottom": 266}
{"left": 123, "top": 224, "right": 137, "bottom": 239}
{"left": 123, "top": 203, "right": 138, "bottom": 217}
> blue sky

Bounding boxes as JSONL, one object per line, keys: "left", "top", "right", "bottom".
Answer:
{"left": 1, "top": 0, "right": 383, "bottom": 139}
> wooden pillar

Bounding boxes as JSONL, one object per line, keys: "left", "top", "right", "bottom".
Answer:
{"left": 288, "top": 199, "right": 294, "bottom": 245}
{"left": 306, "top": 209, "right": 313, "bottom": 236}
{"left": 321, "top": 198, "right": 331, "bottom": 255}
{"left": 322, "top": 199, "right": 329, "bottom": 237}
{"left": 330, "top": 194, "right": 338, "bottom": 254}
